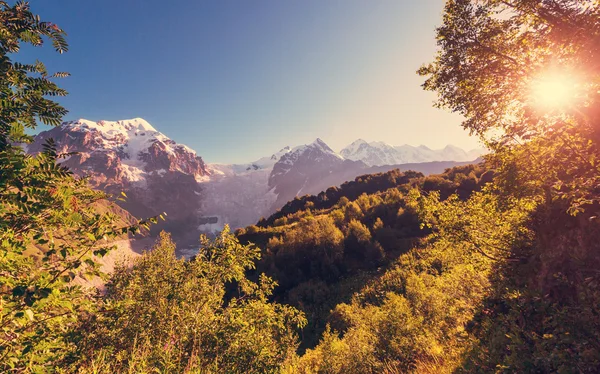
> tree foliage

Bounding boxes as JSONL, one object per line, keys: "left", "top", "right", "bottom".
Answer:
{"left": 76, "top": 229, "right": 306, "bottom": 373}
{"left": 0, "top": 2, "right": 154, "bottom": 370}
{"left": 238, "top": 166, "right": 489, "bottom": 351}
{"left": 295, "top": 189, "right": 535, "bottom": 373}
{"left": 419, "top": 0, "right": 600, "bottom": 213}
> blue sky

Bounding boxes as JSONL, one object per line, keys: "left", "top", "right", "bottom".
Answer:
{"left": 22, "top": 0, "right": 480, "bottom": 163}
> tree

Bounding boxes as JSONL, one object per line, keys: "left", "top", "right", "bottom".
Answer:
{"left": 419, "top": 5, "right": 600, "bottom": 370}
{"left": 76, "top": 229, "right": 306, "bottom": 373}
{"left": 0, "top": 2, "right": 154, "bottom": 370}
{"left": 419, "top": 0, "right": 600, "bottom": 213}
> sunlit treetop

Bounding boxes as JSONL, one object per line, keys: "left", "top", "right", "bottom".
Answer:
{"left": 420, "top": 0, "right": 600, "bottom": 213}
{"left": 419, "top": 0, "right": 600, "bottom": 143}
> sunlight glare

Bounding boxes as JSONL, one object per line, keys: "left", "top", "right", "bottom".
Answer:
{"left": 529, "top": 70, "right": 581, "bottom": 111}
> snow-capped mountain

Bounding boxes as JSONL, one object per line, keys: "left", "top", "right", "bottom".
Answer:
{"left": 268, "top": 139, "right": 367, "bottom": 207}
{"left": 28, "top": 118, "right": 209, "bottom": 245}
{"left": 201, "top": 139, "right": 356, "bottom": 229}
{"left": 341, "top": 140, "right": 405, "bottom": 166}
{"left": 270, "top": 138, "right": 344, "bottom": 186}
{"left": 28, "top": 118, "right": 210, "bottom": 185}
{"left": 340, "top": 139, "right": 485, "bottom": 166}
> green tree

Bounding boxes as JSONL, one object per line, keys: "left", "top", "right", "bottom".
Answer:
{"left": 0, "top": 2, "right": 154, "bottom": 370}
{"left": 77, "top": 228, "right": 306, "bottom": 373}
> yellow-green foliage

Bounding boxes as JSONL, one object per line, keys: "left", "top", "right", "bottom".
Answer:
{"left": 75, "top": 228, "right": 306, "bottom": 373}
{"left": 238, "top": 175, "right": 455, "bottom": 350}
{"left": 0, "top": 4, "right": 157, "bottom": 370}
{"left": 295, "top": 190, "right": 535, "bottom": 373}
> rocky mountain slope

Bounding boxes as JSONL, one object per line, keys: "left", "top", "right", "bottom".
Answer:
{"left": 28, "top": 119, "right": 209, "bottom": 245}
{"left": 268, "top": 139, "right": 368, "bottom": 207}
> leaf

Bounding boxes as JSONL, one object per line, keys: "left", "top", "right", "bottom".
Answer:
{"left": 12, "top": 286, "right": 26, "bottom": 297}
{"left": 25, "top": 309, "right": 34, "bottom": 321}
{"left": 93, "top": 248, "right": 108, "bottom": 257}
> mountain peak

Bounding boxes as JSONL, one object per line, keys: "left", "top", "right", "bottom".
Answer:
{"left": 38, "top": 118, "right": 208, "bottom": 184}
{"left": 307, "top": 138, "right": 343, "bottom": 159}
{"left": 341, "top": 140, "right": 484, "bottom": 166}
{"left": 311, "top": 138, "right": 328, "bottom": 147}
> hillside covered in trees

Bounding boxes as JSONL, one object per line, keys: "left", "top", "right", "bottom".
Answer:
{"left": 237, "top": 166, "right": 490, "bottom": 350}
{"left": 2, "top": 1, "right": 600, "bottom": 373}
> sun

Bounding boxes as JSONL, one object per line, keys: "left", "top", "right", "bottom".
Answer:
{"left": 529, "top": 70, "right": 581, "bottom": 111}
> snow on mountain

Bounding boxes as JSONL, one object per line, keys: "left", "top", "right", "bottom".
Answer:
{"left": 30, "top": 118, "right": 210, "bottom": 185}
{"left": 341, "top": 140, "right": 485, "bottom": 166}
{"left": 198, "top": 145, "right": 297, "bottom": 233}
{"left": 272, "top": 138, "right": 343, "bottom": 175}
{"left": 247, "top": 146, "right": 293, "bottom": 170}
{"left": 28, "top": 118, "right": 209, "bottom": 248}
{"left": 212, "top": 146, "right": 293, "bottom": 175}
{"left": 340, "top": 139, "right": 403, "bottom": 166}
{"left": 269, "top": 138, "right": 366, "bottom": 207}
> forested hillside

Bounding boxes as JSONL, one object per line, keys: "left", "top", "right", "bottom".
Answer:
{"left": 238, "top": 165, "right": 490, "bottom": 350}
{"left": 2, "top": 1, "right": 600, "bottom": 373}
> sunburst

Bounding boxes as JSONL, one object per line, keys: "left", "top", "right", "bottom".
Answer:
{"left": 529, "top": 69, "right": 581, "bottom": 111}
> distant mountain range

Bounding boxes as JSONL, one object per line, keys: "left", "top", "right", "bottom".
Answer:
{"left": 340, "top": 139, "right": 484, "bottom": 166}
{"left": 28, "top": 118, "right": 485, "bottom": 248}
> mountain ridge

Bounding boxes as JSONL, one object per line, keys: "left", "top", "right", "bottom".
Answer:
{"left": 28, "top": 118, "right": 484, "bottom": 246}
{"left": 340, "top": 139, "right": 485, "bottom": 166}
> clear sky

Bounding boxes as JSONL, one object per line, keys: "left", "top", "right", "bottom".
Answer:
{"left": 22, "top": 0, "right": 481, "bottom": 164}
